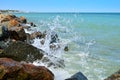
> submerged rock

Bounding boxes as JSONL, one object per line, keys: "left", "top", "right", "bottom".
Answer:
{"left": 0, "top": 58, "right": 54, "bottom": 80}
{"left": 1, "top": 41, "right": 44, "bottom": 62}
{"left": 104, "top": 70, "right": 120, "bottom": 80}
{"left": 64, "top": 46, "right": 69, "bottom": 51}
{"left": 65, "top": 72, "right": 88, "bottom": 80}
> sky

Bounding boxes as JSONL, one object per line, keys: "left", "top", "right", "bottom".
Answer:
{"left": 0, "top": 0, "right": 120, "bottom": 12}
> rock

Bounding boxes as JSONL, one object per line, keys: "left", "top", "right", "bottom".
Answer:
{"left": 65, "top": 72, "right": 88, "bottom": 80}
{"left": 1, "top": 41, "right": 44, "bottom": 62}
{"left": 6, "top": 14, "right": 16, "bottom": 20}
{"left": 0, "top": 25, "right": 2, "bottom": 37}
{"left": 30, "top": 31, "right": 42, "bottom": 39}
{"left": 64, "top": 46, "right": 69, "bottom": 51}
{"left": 0, "top": 14, "right": 7, "bottom": 23}
{"left": 29, "top": 22, "right": 37, "bottom": 27}
{"left": 9, "top": 28, "right": 27, "bottom": 41}
{"left": 0, "top": 58, "right": 54, "bottom": 80}
{"left": 0, "top": 41, "right": 9, "bottom": 49}
{"left": 0, "top": 25, "right": 9, "bottom": 41}
{"left": 19, "top": 16, "right": 27, "bottom": 23}
{"left": 8, "top": 19, "right": 20, "bottom": 29}
{"left": 1, "top": 14, "right": 17, "bottom": 23}
{"left": 104, "top": 70, "right": 120, "bottom": 80}
{"left": 49, "top": 43, "right": 60, "bottom": 50}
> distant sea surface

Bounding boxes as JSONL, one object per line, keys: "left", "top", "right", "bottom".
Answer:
{"left": 14, "top": 13, "right": 120, "bottom": 80}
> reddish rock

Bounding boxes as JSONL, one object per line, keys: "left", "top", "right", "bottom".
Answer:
{"left": 0, "top": 58, "right": 54, "bottom": 80}
{"left": 1, "top": 14, "right": 16, "bottom": 23}
{"left": 8, "top": 19, "right": 20, "bottom": 28}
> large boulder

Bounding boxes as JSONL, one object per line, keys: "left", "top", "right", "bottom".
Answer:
{"left": 8, "top": 19, "right": 20, "bottom": 29}
{"left": 65, "top": 72, "right": 88, "bottom": 80}
{"left": 104, "top": 70, "right": 120, "bottom": 80}
{"left": 1, "top": 14, "right": 16, "bottom": 22}
{"left": 0, "top": 58, "right": 54, "bottom": 80}
{"left": 1, "top": 41, "right": 44, "bottom": 62}
{"left": 9, "top": 27, "right": 27, "bottom": 41}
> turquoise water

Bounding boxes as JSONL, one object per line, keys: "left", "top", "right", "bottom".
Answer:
{"left": 14, "top": 13, "right": 120, "bottom": 80}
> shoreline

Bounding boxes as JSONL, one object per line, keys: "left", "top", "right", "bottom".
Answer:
{"left": 0, "top": 13, "right": 120, "bottom": 80}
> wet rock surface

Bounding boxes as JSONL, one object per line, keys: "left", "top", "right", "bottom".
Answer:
{"left": 65, "top": 72, "right": 88, "bottom": 80}
{"left": 0, "top": 58, "right": 54, "bottom": 80}
{"left": 1, "top": 41, "right": 44, "bottom": 62}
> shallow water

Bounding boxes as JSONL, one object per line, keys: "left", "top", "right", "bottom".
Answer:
{"left": 14, "top": 13, "right": 120, "bottom": 80}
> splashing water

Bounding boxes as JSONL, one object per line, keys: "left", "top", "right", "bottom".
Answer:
{"left": 14, "top": 13, "right": 120, "bottom": 80}
{"left": 30, "top": 15, "right": 95, "bottom": 79}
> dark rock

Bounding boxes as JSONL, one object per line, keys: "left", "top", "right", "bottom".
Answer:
{"left": 64, "top": 46, "right": 69, "bottom": 51}
{"left": 29, "top": 22, "right": 37, "bottom": 27}
{"left": 104, "top": 70, "right": 120, "bottom": 80}
{"left": 9, "top": 28, "right": 27, "bottom": 41}
{"left": 0, "top": 58, "right": 54, "bottom": 80}
{"left": 1, "top": 41, "right": 44, "bottom": 62}
{"left": 65, "top": 72, "right": 88, "bottom": 80}
{"left": 0, "top": 41, "right": 9, "bottom": 49}
{"left": 0, "top": 25, "right": 9, "bottom": 41}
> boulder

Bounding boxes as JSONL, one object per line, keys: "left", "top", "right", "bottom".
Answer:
{"left": 19, "top": 16, "right": 27, "bottom": 23}
{"left": 0, "top": 58, "right": 54, "bottom": 80}
{"left": 1, "top": 14, "right": 17, "bottom": 23}
{"left": 0, "top": 14, "right": 6, "bottom": 19}
{"left": 29, "top": 22, "right": 37, "bottom": 27}
{"left": 104, "top": 70, "right": 120, "bottom": 80}
{"left": 65, "top": 72, "right": 88, "bottom": 80}
{"left": 1, "top": 41, "right": 44, "bottom": 62}
{"left": 30, "top": 31, "right": 42, "bottom": 39}
{"left": 0, "top": 25, "right": 9, "bottom": 41}
{"left": 0, "top": 41, "right": 9, "bottom": 49}
{"left": 8, "top": 19, "right": 20, "bottom": 29}
{"left": 9, "top": 27, "right": 27, "bottom": 41}
{"left": 64, "top": 46, "right": 69, "bottom": 51}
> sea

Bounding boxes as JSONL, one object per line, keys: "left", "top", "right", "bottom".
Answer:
{"left": 14, "top": 13, "right": 120, "bottom": 80}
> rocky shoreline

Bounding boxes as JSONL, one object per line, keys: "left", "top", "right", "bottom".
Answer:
{"left": 0, "top": 13, "right": 119, "bottom": 80}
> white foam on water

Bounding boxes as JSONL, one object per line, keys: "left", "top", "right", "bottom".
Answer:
{"left": 26, "top": 15, "right": 99, "bottom": 80}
